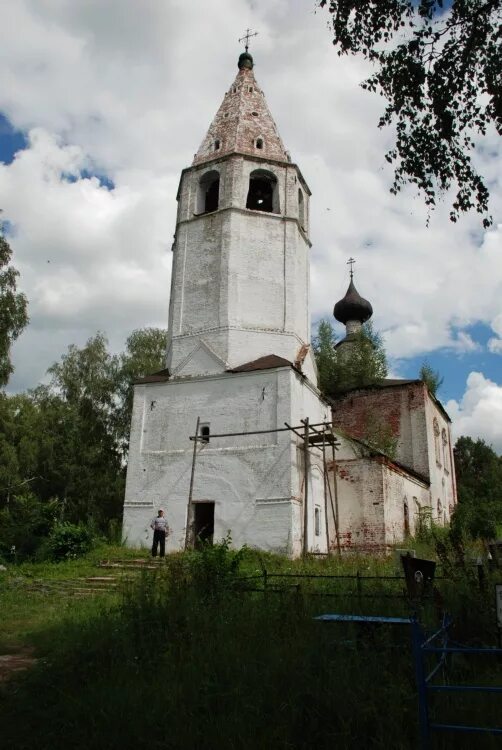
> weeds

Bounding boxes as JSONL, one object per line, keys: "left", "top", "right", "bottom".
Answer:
{"left": 0, "top": 541, "right": 501, "bottom": 749}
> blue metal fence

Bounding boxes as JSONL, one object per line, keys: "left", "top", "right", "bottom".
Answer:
{"left": 315, "top": 613, "right": 502, "bottom": 749}
{"left": 414, "top": 615, "right": 502, "bottom": 747}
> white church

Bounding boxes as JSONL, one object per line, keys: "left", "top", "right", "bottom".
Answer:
{"left": 123, "top": 49, "right": 457, "bottom": 555}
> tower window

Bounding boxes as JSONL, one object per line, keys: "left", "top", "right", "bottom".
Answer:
{"left": 314, "top": 506, "right": 321, "bottom": 536}
{"left": 200, "top": 423, "right": 210, "bottom": 443}
{"left": 197, "top": 170, "right": 220, "bottom": 214}
{"left": 214, "top": 139, "right": 221, "bottom": 151}
{"left": 252, "top": 111, "right": 259, "bottom": 116}
{"left": 248, "top": 86, "right": 253, "bottom": 92}
{"left": 246, "top": 169, "right": 279, "bottom": 213}
{"left": 256, "top": 138, "right": 263, "bottom": 149}
{"left": 298, "top": 188, "right": 305, "bottom": 229}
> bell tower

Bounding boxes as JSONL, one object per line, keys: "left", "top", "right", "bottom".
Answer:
{"left": 166, "top": 50, "right": 316, "bottom": 381}
{"left": 123, "top": 47, "right": 331, "bottom": 557}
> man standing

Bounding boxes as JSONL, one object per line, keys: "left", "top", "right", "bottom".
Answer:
{"left": 150, "top": 508, "right": 168, "bottom": 558}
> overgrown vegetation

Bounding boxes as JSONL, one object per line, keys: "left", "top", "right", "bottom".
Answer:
{"left": 420, "top": 359, "right": 444, "bottom": 397}
{"left": 313, "top": 318, "right": 388, "bottom": 394}
{"left": 1, "top": 542, "right": 500, "bottom": 750}
{"left": 0, "top": 225, "right": 28, "bottom": 387}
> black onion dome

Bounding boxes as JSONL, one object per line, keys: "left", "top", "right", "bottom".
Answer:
{"left": 333, "top": 279, "right": 373, "bottom": 324}
{"left": 238, "top": 51, "right": 254, "bottom": 70}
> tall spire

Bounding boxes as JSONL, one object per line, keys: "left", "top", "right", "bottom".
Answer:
{"left": 193, "top": 51, "right": 289, "bottom": 166}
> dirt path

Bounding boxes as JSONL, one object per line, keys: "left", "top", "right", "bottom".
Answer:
{"left": 0, "top": 648, "right": 37, "bottom": 683}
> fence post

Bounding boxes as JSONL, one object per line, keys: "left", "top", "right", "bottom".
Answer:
{"left": 411, "top": 617, "right": 430, "bottom": 750}
{"left": 356, "top": 570, "right": 362, "bottom": 602}
{"left": 263, "top": 567, "right": 268, "bottom": 595}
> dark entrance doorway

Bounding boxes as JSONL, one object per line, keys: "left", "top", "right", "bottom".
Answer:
{"left": 194, "top": 502, "right": 215, "bottom": 548}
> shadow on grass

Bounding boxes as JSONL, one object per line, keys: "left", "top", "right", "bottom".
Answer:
{"left": 0, "top": 546, "right": 500, "bottom": 750}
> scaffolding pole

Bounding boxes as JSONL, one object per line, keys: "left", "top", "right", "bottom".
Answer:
{"left": 331, "top": 440, "right": 342, "bottom": 556}
{"left": 184, "top": 417, "right": 340, "bottom": 556}
{"left": 302, "top": 417, "right": 310, "bottom": 557}
{"left": 184, "top": 416, "right": 200, "bottom": 550}
{"left": 322, "top": 430, "right": 330, "bottom": 552}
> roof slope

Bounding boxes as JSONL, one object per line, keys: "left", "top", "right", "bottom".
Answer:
{"left": 228, "top": 354, "right": 294, "bottom": 373}
{"left": 193, "top": 60, "right": 288, "bottom": 166}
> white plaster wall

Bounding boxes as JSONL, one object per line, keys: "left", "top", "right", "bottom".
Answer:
{"left": 326, "top": 433, "right": 430, "bottom": 551}
{"left": 289, "top": 374, "right": 331, "bottom": 553}
{"left": 124, "top": 366, "right": 328, "bottom": 556}
{"left": 381, "top": 466, "right": 431, "bottom": 545}
{"left": 331, "top": 456, "right": 385, "bottom": 551}
{"left": 166, "top": 154, "right": 314, "bottom": 381}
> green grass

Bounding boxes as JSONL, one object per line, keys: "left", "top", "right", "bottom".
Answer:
{"left": 0, "top": 543, "right": 135, "bottom": 651}
{"left": 0, "top": 543, "right": 501, "bottom": 749}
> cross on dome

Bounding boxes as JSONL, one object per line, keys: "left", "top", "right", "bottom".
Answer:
{"left": 238, "top": 28, "right": 258, "bottom": 52}
{"left": 334, "top": 260, "right": 373, "bottom": 325}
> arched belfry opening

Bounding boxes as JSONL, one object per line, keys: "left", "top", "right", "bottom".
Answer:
{"left": 197, "top": 170, "right": 220, "bottom": 214}
{"left": 246, "top": 169, "right": 279, "bottom": 213}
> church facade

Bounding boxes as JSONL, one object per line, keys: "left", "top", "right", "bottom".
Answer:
{"left": 123, "top": 50, "right": 456, "bottom": 555}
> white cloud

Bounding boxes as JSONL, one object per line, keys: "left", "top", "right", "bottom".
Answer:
{"left": 0, "top": 0, "right": 500, "bottom": 420}
{"left": 488, "top": 313, "right": 502, "bottom": 354}
{"left": 449, "top": 331, "right": 482, "bottom": 354}
{"left": 447, "top": 372, "right": 502, "bottom": 453}
{"left": 488, "top": 339, "right": 502, "bottom": 354}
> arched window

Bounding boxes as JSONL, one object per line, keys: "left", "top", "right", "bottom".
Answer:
{"left": 433, "top": 418, "right": 441, "bottom": 466}
{"left": 314, "top": 506, "right": 321, "bottom": 536}
{"left": 437, "top": 498, "right": 442, "bottom": 522}
{"left": 214, "top": 139, "right": 221, "bottom": 151}
{"left": 255, "top": 137, "right": 263, "bottom": 150}
{"left": 298, "top": 188, "right": 305, "bottom": 229}
{"left": 246, "top": 169, "right": 279, "bottom": 213}
{"left": 442, "top": 429, "right": 449, "bottom": 472}
{"left": 403, "top": 499, "right": 410, "bottom": 536}
{"left": 197, "top": 170, "right": 220, "bottom": 214}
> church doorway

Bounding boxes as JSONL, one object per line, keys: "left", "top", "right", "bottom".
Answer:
{"left": 193, "top": 502, "right": 215, "bottom": 548}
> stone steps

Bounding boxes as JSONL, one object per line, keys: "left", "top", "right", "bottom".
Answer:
{"left": 98, "top": 558, "right": 163, "bottom": 571}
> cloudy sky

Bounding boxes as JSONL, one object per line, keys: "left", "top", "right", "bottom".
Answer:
{"left": 0, "top": 0, "right": 501, "bottom": 449}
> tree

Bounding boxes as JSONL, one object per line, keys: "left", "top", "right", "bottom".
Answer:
{"left": 318, "top": 0, "right": 502, "bottom": 226}
{"left": 0, "top": 327, "right": 167, "bottom": 556}
{"left": 0, "top": 228, "right": 28, "bottom": 386}
{"left": 419, "top": 360, "right": 444, "bottom": 396}
{"left": 313, "top": 318, "right": 388, "bottom": 394}
{"left": 45, "top": 334, "right": 124, "bottom": 526}
{"left": 452, "top": 436, "right": 502, "bottom": 539}
{"left": 312, "top": 319, "right": 338, "bottom": 394}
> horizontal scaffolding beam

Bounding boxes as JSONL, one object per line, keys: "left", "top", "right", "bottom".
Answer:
{"left": 189, "top": 421, "right": 338, "bottom": 441}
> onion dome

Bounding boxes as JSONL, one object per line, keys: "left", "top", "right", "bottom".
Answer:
{"left": 238, "top": 51, "right": 253, "bottom": 70}
{"left": 334, "top": 278, "right": 373, "bottom": 325}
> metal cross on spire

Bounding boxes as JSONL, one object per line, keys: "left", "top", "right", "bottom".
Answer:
{"left": 347, "top": 257, "right": 356, "bottom": 278}
{"left": 239, "top": 28, "right": 258, "bottom": 52}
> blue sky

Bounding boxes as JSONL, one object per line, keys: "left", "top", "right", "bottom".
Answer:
{"left": 0, "top": 0, "right": 501, "bottom": 449}
{"left": 0, "top": 114, "right": 26, "bottom": 165}
{"left": 395, "top": 322, "right": 501, "bottom": 403}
